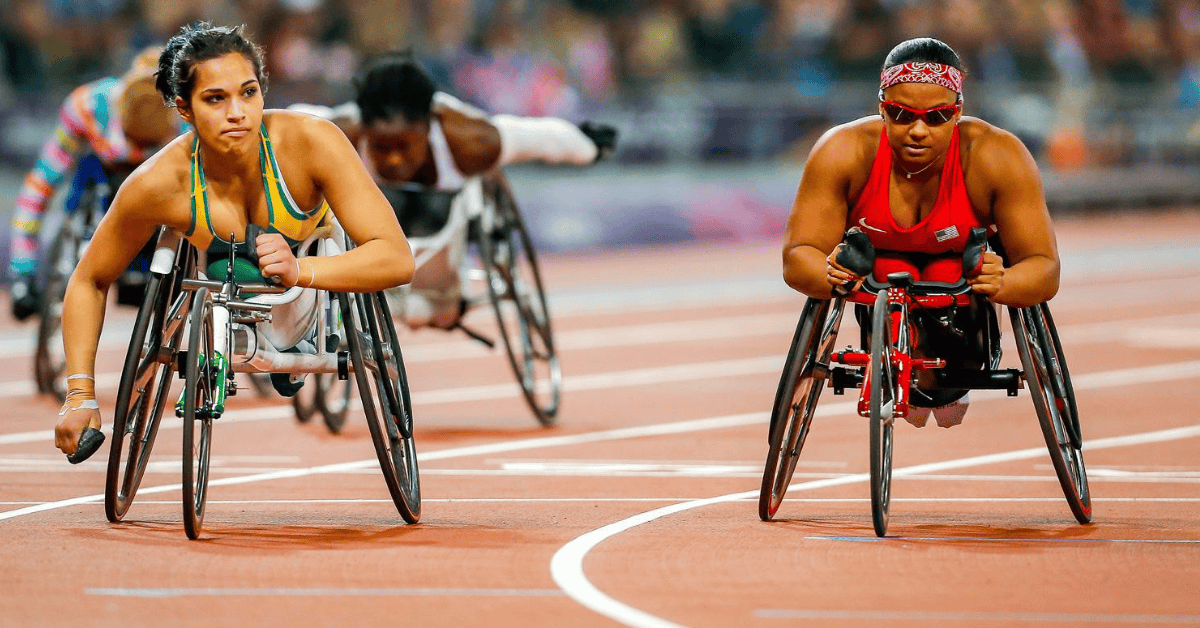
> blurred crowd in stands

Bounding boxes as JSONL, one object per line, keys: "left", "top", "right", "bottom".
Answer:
{"left": 2, "top": 0, "right": 1199, "bottom": 168}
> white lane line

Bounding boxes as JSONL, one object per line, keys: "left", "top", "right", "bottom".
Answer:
{"left": 87, "top": 587, "right": 563, "bottom": 598}
{"left": 4, "top": 356, "right": 1200, "bottom": 517}
{"left": 549, "top": 421, "right": 1200, "bottom": 628}
{"left": 5, "top": 302, "right": 1196, "bottom": 401}
{"left": 0, "top": 354, "right": 785, "bottom": 447}
{"left": 754, "top": 609, "right": 1200, "bottom": 623}
{"left": 8, "top": 496, "right": 1200, "bottom": 508}
{"left": 0, "top": 310, "right": 798, "bottom": 398}
{"left": 0, "top": 411, "right": 770, "bottom": 522}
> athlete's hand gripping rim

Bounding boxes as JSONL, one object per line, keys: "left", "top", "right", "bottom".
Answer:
{"left": 54, "top": 374, "right": 106, "bottom": 463}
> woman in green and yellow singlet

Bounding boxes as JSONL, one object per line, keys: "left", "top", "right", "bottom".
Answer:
{"left": 54, "top": 23, "right": 414, "bottom": 460}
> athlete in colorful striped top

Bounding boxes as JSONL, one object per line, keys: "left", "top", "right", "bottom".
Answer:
{"left": 8, "top": 47, "right": 180, "bottom": 320}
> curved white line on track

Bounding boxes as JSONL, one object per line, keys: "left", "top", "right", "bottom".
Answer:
{"left": 550, "top": 364, "right": 1200, "bottom": 628}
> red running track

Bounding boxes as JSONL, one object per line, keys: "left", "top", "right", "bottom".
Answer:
{"left": 1, "top": 209, "right": 1199, "bottom": 627}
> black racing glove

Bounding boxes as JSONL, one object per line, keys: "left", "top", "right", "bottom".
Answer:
{"left": 579, "top": 121, "right": 618, "bottom": 163}
{"left": 11, "top": 275, "right": 40, "bottom": 321}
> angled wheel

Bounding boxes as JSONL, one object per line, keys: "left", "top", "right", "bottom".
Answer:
{"left": 1011, "top": 303, "right": 1091, "bottom": 523}
{"left": 181, "top": 288, "right": 216, "bottom": 539}
{"left": 34, "top": 215, "right": 84, "bottom": 401}
{"left": 869, "top": 290, "right": 898, "bottom": 537}
{"left": 315, "top": 373, "right": 353, "bottom": 434}
{"left": 477, "top": 179, "right": 561, "bottom": 426}
{"left": 291, "top": 375, "right": 319, "bottom": 424}
{"left": 105, "top": 234, "right": 194, "bottom": 522}
{"left": 759, "top": 297, "right": 844, "bottom": 521}
{"left": 340, "top": 291, "right": 421, "bottom": 522}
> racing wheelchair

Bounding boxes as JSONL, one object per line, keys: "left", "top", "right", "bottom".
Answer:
{"left": 758, "top": 228, "right": 1090, "bottom": 537}
{"left": 102, "top": 222, "right": 420, "bottom": 539}
{"left": 34, "top": 155, "right": 153, "bottom": 400}
{"left": 370, "top": 174, "right": 561, "bottom": 427}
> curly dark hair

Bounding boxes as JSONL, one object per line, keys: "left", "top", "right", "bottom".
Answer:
{"left": 156, "top": 22, "right": 268, "bottom": 107}
{"left": 353, "top": 51, "right": 436, "bottom": 126}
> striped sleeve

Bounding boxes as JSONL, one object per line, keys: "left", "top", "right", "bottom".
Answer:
{"left": 8, "top": 92, "right": 87, "bottom": 277}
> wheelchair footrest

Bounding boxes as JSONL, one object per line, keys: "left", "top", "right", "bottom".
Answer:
{"left": 931, "top": 369, "right": 1022, "bottom": 395}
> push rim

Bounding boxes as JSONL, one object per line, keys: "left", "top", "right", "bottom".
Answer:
{"left": 869, "top": 290, "right": 896, "bottom": 537}
{"left": 182, "top": 288, "right": 214, "bottom": 540}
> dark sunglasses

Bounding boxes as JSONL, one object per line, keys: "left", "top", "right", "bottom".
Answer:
{"left": 881, "top": 101, "right": 960, "bottom": 126}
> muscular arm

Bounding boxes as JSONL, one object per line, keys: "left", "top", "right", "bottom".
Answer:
{"left": 61, "top": 170, "right": 165, "bottom": 381}
{"left": 782, "top": 125, "right": 862, "bottom": 298}
{"left": 972, "top": 129, "right": 1060, "bottom": 307}
{"left": 298, "top": 116, "right": 415, "bottom": 291}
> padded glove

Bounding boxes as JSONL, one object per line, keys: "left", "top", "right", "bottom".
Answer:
{"left": 578, "top": 121, "right": 618, "bottom": 163}
{"left": 11, "top": 275, "right": 40, "bottom": 321}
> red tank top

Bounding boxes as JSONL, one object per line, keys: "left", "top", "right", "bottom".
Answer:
{"left": 848, "top": 126, "right": 985, "bottom": 254}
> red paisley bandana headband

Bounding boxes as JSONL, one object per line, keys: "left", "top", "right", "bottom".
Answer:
{"left": 880, "top": 62, "right": 963, "bottom": 94}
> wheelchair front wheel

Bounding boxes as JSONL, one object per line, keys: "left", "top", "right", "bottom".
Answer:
{"left": 181, "top": 288, "right": 215, "bottom": 539}
{"left": 869, "top": 290, "right": 897, "bottom": 537}
{"left": 1011, "top": 303, "right": 1091, "bottom": 524}
{"left": 105, "top": 237, "right": 193, "bottom": 522}
{"left": 478, "top": 181, "right": 561, "bottom": 427}
{"left": 759, "top": 297, "right": 844, "bottom": 521}
{"left": 340, "top": 291, "right": 421, "bottom": 523}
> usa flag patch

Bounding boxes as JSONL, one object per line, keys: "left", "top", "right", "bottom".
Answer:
{"left": 934, "top": 225, "right": 959, "bottom": 242}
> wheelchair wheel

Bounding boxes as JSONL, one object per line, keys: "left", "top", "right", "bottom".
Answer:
{"left": 339, "top": 291, "right": 421, "bottom": 523}
{"left": 759, "top": 297, "right": 844, "bottom": 521}
{"left": 33, "top": 217, "right": 82, "bottom": 401}
{"left": 869, "top": 290, "right": 898, "bottom": 537}
{"left": 478, "top": 180, "right": 561, "bottom": 427}
{"left": 315, "top": 373, "right": 353, "bottom": 435}
{"left": 291, "top": 376, "right": 318, "bottom": 424}
{"left": 105, "top": 236, "right": 193, "bottom": 522}
{"left": 1011, "top": 303, "right": 1091, "bottom": 524}
{"left": 181, "top": 288, "right": 215, "bottom": 539}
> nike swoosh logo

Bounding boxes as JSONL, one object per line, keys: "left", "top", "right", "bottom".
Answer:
{"left": 858, "top": 217, "right": 886, "bottom": 234}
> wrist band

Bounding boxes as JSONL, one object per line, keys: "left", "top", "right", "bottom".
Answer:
{"left": 67, "top": 374, "right": 95, "bottom": 381}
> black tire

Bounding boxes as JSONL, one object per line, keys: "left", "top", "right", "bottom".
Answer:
{"left": 34, "top": 217, "right": 82, "bottom": 401}
{"left": 339, "top": 291, "right": 421, "bottom": 523}
{"left": 182, "top": 288, "right": 215, "bottom": 540}
{"left": 315, "top": 373, "right": 353, "bottom": 434}
{"left": 477, "top": 179, "right": 561, "bottom": 427}
{"left": 1011, "top": 304, "right": 1092, "bottom": 524}
{"left": 869, "top": 290, "right": 898, "bottom": 537}
{"left": 291, "top": 375, "right": 319, "bottom": 424}
{"left": 105, "top": 235, "right": 193, "bottom": 523}
{"left": 758, "top": 297, "right": 843, "bottom": 521}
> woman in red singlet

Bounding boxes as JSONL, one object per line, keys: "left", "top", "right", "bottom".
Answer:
{"left": 782, "top": 37, "right": 1060, "bottom": 308}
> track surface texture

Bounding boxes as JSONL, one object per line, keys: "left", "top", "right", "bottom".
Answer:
{"left": 1, "top": 209, "right": 1199, "bottom": 627}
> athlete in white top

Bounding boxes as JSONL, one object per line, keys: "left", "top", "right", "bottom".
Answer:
{"left": 290, "top": 52, "right": 616, "bottom": 327}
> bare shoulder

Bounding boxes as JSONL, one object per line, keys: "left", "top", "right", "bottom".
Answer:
{"left": 438, "top": 108, "right": 501, "bottom": 175}
{"left": 807, "top": 116, "right": 880, "bottom": 172}
{"left": 432, "top": 92, "right": 488, "bottom": 119}
{"left": 264, "top": 109, "right": 352, "bottom": 151}
{"left": 114, "top": 134, "right": 192, "bottom": 226}
{"left": 958, "top": 117, "right": 1036, "bottom": 170}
